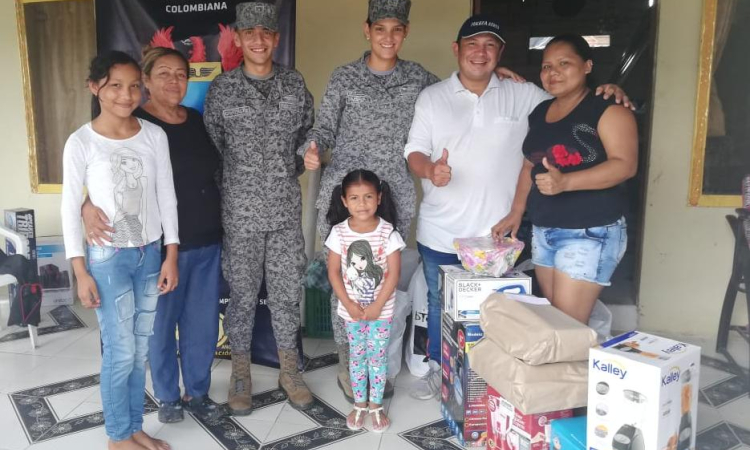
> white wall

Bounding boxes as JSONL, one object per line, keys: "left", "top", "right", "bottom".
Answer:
{"left": 0, "top": 1, "right": 62, "bottom": 237}
{"left": 0, "top": 0, "right": 741, "bottom": 336}
{"left": 638, "top": 0, "right": 738, "bottom": 336}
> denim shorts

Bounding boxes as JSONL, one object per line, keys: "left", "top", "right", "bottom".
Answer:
{"left": 531, "top": 217, "right": 627, "bottom": 286}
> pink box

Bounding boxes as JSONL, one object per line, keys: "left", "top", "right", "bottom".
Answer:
{"left": 487, "top": 386, "right": 573, "bottom": 450}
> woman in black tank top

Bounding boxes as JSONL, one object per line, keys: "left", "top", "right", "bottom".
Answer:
{"left": 492, "top": 35, "right": 638, "bottom": 326}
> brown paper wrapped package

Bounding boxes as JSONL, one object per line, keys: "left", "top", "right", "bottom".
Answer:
{"left": 480, "top": 293, "right": 597, "bottom": 365}
{"left": 470, "top": 338, "right": 588, "bottom": 414}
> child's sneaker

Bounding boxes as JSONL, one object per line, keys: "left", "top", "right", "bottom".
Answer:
{"left": 183, "top": 395, "right": 223, "bottom": 421}
{"left": 157, "top": 400, "right": 184, "bottom": 423}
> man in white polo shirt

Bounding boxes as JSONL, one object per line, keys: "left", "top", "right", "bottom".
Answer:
{"left": 404, "top": 14, "right": 628, "bottom": 400}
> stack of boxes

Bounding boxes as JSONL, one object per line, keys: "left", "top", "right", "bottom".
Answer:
{"left": 471, "top": 293, "right": 594, "bottom": 450}
{"left": 438, "top": 265, "right": 532, "bottom": 447}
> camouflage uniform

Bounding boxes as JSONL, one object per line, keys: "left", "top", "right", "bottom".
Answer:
{"left": 297, "top": 53, "right": 439, "bottom": 346}
{"left": 204, "top": 64, "right": 314, "bottom": 352}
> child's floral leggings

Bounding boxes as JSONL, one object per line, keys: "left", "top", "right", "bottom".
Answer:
{"left": 345, "top": 318, "right": 393, "bottom": 404}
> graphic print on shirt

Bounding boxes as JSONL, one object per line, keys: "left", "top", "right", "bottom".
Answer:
{"left": 344, "top": 239, "right": 383, "bottom": 307}
{"left": 532, "top": 123, "right": 601, "bottom": 170}
{"left": 110, "top": 148, "right": 147, "bottom": 247}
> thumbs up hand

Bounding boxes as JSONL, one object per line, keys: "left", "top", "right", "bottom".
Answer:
{"left": 304, "top": 141, "right": 321, "bottom": 171}
{"left": 535, "top": 157, "right": 567, "bottom": 195}
{"left": 429, "top": 148, "right": 452, "bottom": 187}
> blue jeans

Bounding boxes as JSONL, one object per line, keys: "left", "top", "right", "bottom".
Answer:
{"left": 88, "top": 241, "right": 161, "bottom": 442}
{"left": 417, "top": 243, "right": 460, "bottom": 363}
{"left": 149, "top": 243, "right": 221, "bottom": 403}
{"left": 532, "top": 217, "right": 627, "bottom": 286}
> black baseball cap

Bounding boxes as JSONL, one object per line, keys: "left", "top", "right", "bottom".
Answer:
{"left": 456, "top": 14, "right": 505, "bottom": 43}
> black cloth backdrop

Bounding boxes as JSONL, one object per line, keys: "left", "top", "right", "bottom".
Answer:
{"left": 96, "top": 0, "right": 301, "bottom": 369}
{"left": 96, "top": 0, "right": 295, "bottom": 70}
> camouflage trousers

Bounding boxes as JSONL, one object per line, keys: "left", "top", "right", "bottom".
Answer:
{"left": 223, "top": 226, "right": 307, "bottom": 352}
{"left": 317, "top": 213, "right": 412, "bottom": 347}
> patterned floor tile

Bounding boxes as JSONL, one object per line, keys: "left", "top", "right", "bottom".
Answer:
{"left": 702, "top": 376, "right": 750, "bottom": 408}
{"left": 697, "top": 422, "right": 741, "bottom": 450}
{"left": 0, "top": 305, "right": 86, "bottom": 343}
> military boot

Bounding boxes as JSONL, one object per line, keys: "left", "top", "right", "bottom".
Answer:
{"left": 278, "top": 349, "right": 313, "bottom": 410}
{"left": 227, "top": 352, "right": 253, "bottom": 416}
{"left": 336, "top": 343, "right": 354, "bottom": 403}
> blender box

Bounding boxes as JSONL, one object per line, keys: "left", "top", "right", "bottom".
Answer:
{"left": 439, "top": 264, "right": 532, "bottom": 322}
{"left": 440, "top": 312, "right": 487, "bottom": 447}
{"left": 548, "top": 416, "right": 586, "bottom": 450}
{"left": 37, "top": 236, "right": 73, "bottom": 306}
{"left": 486, "top": 385, "right": 573, "bottom": 450}
{"left": 587, "top": 331, "right": 700, "bottom": 450}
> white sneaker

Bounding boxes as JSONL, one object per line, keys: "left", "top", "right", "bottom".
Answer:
{"left": 411, "top": 360, "right": 442, "bottom": 400}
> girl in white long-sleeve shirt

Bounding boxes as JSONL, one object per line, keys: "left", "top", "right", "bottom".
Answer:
{"left": 60, "top": 51, "right": 178, "bottom": 450}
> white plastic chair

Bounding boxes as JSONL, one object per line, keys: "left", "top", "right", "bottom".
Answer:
{"left": 0, "top": 225, "right": 38, "bottom": 348}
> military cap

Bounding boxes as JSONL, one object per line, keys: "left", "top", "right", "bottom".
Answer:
{"left": 368, "top": 0, "right": 411, "bottom": 24}
{"left": 235, "top": 2, "right": 278, "bottom": 31}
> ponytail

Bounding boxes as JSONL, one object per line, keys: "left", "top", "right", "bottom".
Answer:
{"left": 376, "top": 180, "right": 398, "bottom": 231}
{"left": 326, "top": 184, "right": 350, "bottom": 232}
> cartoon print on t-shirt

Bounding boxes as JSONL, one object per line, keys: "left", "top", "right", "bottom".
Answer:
{"left": 111, "top": 148, "right": 147, "bottom": 247}
{"left": 344, "top": 240, "right": 383, "bottom": 307}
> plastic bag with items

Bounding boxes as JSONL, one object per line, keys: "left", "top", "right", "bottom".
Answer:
{"left": 304, "top": 252, "right": 331, "bottom": 292}
{"left": 453, "top": 236, "right": 525, "bottom": 277}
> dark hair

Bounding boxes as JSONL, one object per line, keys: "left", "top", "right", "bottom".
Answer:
{"left": 141, "top": 46, "right": 189, "bottom": 78}
{"left": 88, "top": 50, "right": 141, "bottom": 118}
{"left": 327, "top": 169, "right": 399, "bottom": 233}
{"left": 545, "top": 34, "right": 595, "bottom": 88}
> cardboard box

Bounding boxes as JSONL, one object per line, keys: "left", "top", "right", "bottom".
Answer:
{"left": 3, "top": 209, "right": 37, "bottom": 265}
{"left": 548, "top": 416, "right": 586, "bottom": 450}
{"left": 4, "top": 209, "right": 37, "bottom": 303}
{"left": 37, "top": 237, "right": 74, "bottom": 306}
{"left": 587, "top": 331, "right": 700, "bottom": 450}
{"left": 439, "top": 265, "right": 531, "bottom": 322}
{"left": 440, "top": 312, "right": 487, "bottom": 447}
{"left": 486, "top": 385, "right": 573, "bottom": 450}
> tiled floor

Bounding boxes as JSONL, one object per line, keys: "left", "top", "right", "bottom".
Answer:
{"left": 0, "top": 304, "right": 748, "bottom": 450}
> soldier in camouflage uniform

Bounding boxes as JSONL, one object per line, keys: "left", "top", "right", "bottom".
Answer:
{"left": 299, "top": 0, "right": 439, "bottom": 402}
{"left": 203, "top": 2, "right": 314, "bottom": 414}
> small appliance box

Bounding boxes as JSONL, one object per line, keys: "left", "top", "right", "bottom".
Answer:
{"left": 37, "top": 236, "right": 73, "bottom": 306}
{"left": 441, "top": 312, "right": 487, "bottom": 447}
{"left": 439, "top": 264, "right": 532, "bottom": 322}
{"left": 4, "top": 209, "right": 37, "bottom": 303}
{"left": 486, "top": 386, "right": 573, "bottom": 450}
{"left": 587, "top": 331, "right": 700, "bottom": 450}
{"left": 4, "top": 208, "right": 37, "bottom": 265}
{"left": 548, "top": 416, "right": 586, "bottom": 450}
